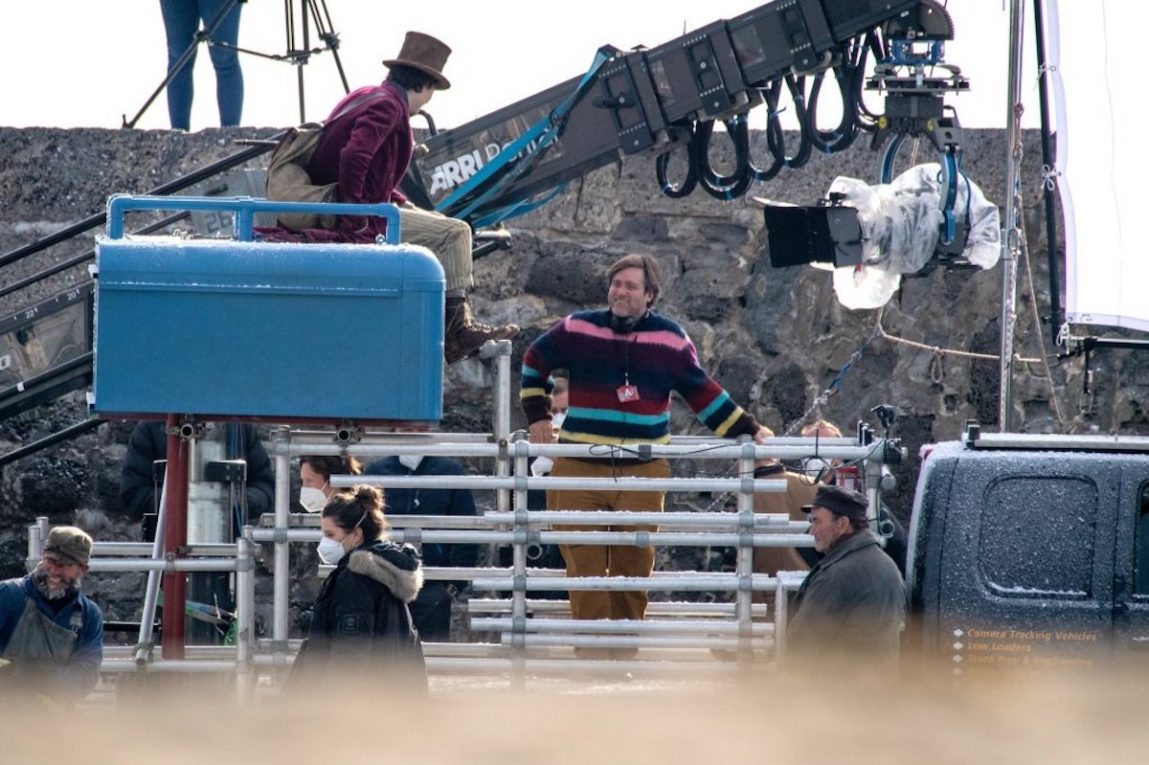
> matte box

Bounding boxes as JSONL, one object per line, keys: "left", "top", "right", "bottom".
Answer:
{"left": 92, "top": 236, "right": 444, "bottom": 422}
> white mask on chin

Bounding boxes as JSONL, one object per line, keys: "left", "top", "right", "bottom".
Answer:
{"left": 398, "top": 454, "right": 424, "bottom": 471}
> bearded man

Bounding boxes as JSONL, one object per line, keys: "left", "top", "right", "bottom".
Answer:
{"left": 0, "top": 526, "right": 104, "bottom": 702}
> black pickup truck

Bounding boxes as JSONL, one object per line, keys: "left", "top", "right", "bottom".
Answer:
{"left": 905, "top": 427, "right": 1149, "bottom": 673}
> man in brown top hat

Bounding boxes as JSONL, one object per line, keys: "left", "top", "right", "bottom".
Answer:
{"left": 272, "top": 30, "right": 517, "bottom": 364}
{"left": 0, "top": 526, "right": 105, "bottom": 702}
{"left": 786, "top": 485, "right": 905, "bottom": 671}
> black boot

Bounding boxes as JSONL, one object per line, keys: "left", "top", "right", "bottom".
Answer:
{"left": 444, "top": 297, "right": 518, "bottom": 363}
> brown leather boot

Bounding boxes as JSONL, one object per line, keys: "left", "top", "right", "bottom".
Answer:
{"left": 444, "top": 296, "right": 518, "bottom": 363}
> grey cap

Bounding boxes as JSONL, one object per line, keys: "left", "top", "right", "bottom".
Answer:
{"left": 801, "top": 484, "right": 868, "bottom": 522}
{"left": 42, "top": 526, "right": 94, "bottom": 567}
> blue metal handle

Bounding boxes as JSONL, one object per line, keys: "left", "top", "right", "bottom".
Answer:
{"left": 105, "top": 195, "right": 402, "bottom": 244}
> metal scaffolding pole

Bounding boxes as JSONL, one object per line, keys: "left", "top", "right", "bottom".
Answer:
{"left": 161, "top": 414, "right": 189, "bottom": 660}
{"left": 235, "top": 532, "right": 256, "bottom": 703}
{"left": 76, "top": 423, "right": 896, "bottom": 687}
{"left": 272, "top": 427, "right": 292, "bottom": 671}
{"left": 998, "top": 0, "right": 1028, "bottom": 431}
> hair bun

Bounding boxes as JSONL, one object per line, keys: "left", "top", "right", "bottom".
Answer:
{"left": 354, "top": 484, "right": 383, "bottom": 510}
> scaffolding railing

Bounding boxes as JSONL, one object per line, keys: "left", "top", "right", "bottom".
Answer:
{"left": 256, "top": 418, "right": 887, "bottom": 678}
{"left": 31, "top": 347, "right": 893, "bottom": 693}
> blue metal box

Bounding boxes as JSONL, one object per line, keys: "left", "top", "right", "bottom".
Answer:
{"left": 92, "top": 196, "right": 444, "bottom": 422}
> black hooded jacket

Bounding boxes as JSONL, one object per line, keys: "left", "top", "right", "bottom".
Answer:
{"left": 293, "top": 539, "right": 426, "bottom": 688}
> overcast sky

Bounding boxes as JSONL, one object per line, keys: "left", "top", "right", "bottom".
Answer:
{"left": 2, "top": 1, "right": 1036, "bottom": 132}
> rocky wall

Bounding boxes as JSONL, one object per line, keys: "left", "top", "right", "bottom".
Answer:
{"left": 0, "top": 125, "right": 1143, "bottom": 625}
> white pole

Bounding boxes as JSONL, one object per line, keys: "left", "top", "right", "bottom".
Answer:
{"left": 272, "top": 427, "right": 292, "bottom": 671}
{"left": 998, "top": 0, "right": 1027, "bottom": 431}
{"left": 735, "top": 438, "right": 756, "bottom": 665}
{"left": 234, "top": 531, "right": 256, "bottom": 703}
{"left": 26, "top": 518, "right": 45, "bottom": 572}
{"left": 135, "top": 473, "right": 168, "bottom": 665}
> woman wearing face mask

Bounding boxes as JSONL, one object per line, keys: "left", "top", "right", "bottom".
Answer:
{"left": 290, "top": 484, "right": 426, "bottom": 691}
{"left": 298, "top": 455, "right": 362, "bottom": 513}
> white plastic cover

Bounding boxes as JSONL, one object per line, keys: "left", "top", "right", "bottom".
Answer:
{"left": 826, "top": 164, "right": 1001, "bottom": 310}
{"left": 1049, "top": 1, "right": 1149, "bottom": 331}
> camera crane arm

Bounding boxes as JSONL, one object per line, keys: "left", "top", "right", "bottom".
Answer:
{"left": 403, "top": 0, "right": 967, "bottom": 234}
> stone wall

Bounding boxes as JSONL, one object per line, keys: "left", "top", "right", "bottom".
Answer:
{"left": 1, "top": 124, "right": 1144, "bottom": 621}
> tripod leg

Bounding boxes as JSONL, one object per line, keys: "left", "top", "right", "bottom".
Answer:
{"left": 297, "top": 65, "right": 307, "bottom": 126}
{"left": 307, "top": 0, "right": 349, "bottom": 92}
{"left": 125, "top": 18, "right": 200, "bottom": 129}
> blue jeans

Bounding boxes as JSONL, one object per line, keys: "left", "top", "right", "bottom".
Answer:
{"left": 160, "top": 0, "right": 244, "bottom": 129}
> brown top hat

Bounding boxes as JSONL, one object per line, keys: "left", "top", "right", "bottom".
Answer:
{"left": 383, "top": 31, "right": 452, "bottom": 90}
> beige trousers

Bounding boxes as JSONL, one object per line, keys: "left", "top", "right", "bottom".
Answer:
{"left": 397, "top": 205, "right": 473, "bottom": 294}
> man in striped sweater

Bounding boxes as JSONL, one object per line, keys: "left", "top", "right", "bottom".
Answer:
{"left": 520, "top": 254, "right": 772, "bottom": 655}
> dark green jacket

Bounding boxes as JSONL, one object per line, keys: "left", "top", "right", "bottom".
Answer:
{"left": 787, "top": 529, "right": 905, "bottom": 666}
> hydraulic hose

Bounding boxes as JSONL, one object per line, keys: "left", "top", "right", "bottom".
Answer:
{"left": 747, "top": 88, "right": 786, "bottom": 183}
{"left": 854, "top": 31, "right": 886, "bottom": 133}
{"left": 763, "top": 76, "right": 814, "bottom": 170}
{"left": 655, "top": 124, "right": 699, "bottom": 199}
{"left": 652, "top": 31, "right": 888, "bottom": 201}
{"left": 693, "top": 116, "right": 753, "bottom": 200}
{"left": 807, "top": 43, "right": 860, "bottom": 154}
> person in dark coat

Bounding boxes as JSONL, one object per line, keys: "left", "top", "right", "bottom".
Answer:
{"left": 119, "top": 420, "right": 275, "bottom": 535}
{"left": 291, "top": 484, "right": 426, "bottom": 690}
{"left": 119, "top": 420, "right": 277, "bottom": 644}
{"left": 786, "top": 484, "right": 905, "bottom": 671}
{"left": 364, "top": 455, "right": 478, "bottom": 640}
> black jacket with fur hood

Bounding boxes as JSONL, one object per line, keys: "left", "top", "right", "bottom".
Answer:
{"left": 292, "top": 539, "right": 426, "bottom": 689}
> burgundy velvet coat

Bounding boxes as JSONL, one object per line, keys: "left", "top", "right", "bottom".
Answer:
{"left": 261, "top": 82, "right": 413, "bottom": 244}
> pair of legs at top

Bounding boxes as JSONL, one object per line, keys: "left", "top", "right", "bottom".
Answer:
{"left": 160, "top": 0, "right": 244, "bottom": 130}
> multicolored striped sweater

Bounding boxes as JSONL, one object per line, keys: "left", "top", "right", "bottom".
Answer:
{"left": 521, "top": 309, "right": 761, "bottom": 446}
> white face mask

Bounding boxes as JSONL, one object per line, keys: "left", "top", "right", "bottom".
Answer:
{"left": 299, "top": 486, "right": 328, "bottom": 513}
{"left": 398, "top": 454, "right": 423, "bottom": 471}
{"left": 317, "top": 535, "right": 347, "bottom": 565}
{"left": 804, "top": 458, "right": 834, "bottom": 481}
{"left": 551, "top": 411, "right": 567, "bottom": 429}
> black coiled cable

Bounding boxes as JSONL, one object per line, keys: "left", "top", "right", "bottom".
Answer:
{"left": 654, "top": 32, "right": 880, "bottom": 200}
{"left": 808, "top": 41, "right": 864, "bottom": 153}
{"left": 655, "top": 124, "right": 699, "bottom": 198}
{"left": 854, "top": 30, "right": 886, "bottom": 134}
{"left": 766, "top": 74, "right": 813, "bottom": 169}
{"left": 693, "top": 115, "right": 753, "bottom": 200}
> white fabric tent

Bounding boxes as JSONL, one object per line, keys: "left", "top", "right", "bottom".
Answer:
{"left": 1051, "top": 1, "right": 1149, "bottom": 331}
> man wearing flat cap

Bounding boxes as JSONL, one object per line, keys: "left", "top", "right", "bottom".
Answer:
{"left": 265, "top": 30, "right": 517, "bottom": 364}
{"left": 0, "top": 526, "right": 105, "bottom": 702}
{"left": 786, "top": 485, "right": 905, "bottom": 669}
